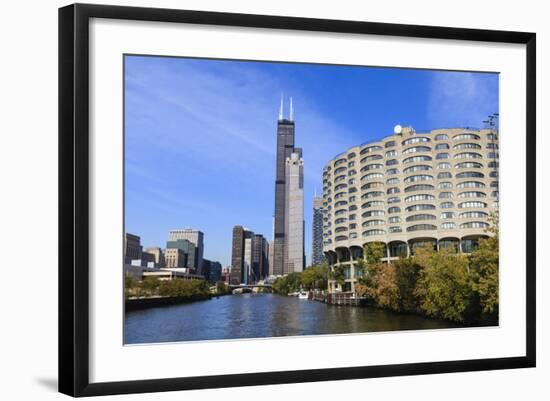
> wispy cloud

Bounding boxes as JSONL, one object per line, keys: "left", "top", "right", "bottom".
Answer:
{"left": 427, "top": 72, "right": 498, "bottom": 129}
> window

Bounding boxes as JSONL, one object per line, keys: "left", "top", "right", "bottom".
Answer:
{"left": 360, "top": 145, "right": 383, "bottom": 155}
{"left": 335, "top": 226, "right": 348, "bottom": 233}
{"left": 489, "top": 171, "right": 499, "bottom": 178}
{"left": 361, "top": 172, "right": 384, "bottom": 181}
{"left": 440, "top": 202, "right": 454, "bottom": 209}
{"left": 386, "top": 177, "right": 399, "bottom": 185}
{"left": 491, "top": 191, "right": 499, "bottom": 198}
{"left": 362, "top": 200, "right": 384, "bottom": 208}
{"left": 439, "top": 192, "right": 454, "bottom": 199}
{"left": 456, "top": 162, "right": 483, "bottom": 169}
{"left": 360, "top": 163, "right": 384, "bottom": 172}
{"left": 389, "top": 226, "right": 402, "bottom": 233}
{"left": 437, "top": 162, "right": 451, "bottom": 169}
{"left": 441, "top": 222, "right": 457, "bottom": 230}
{"left": 406, "top": 204, "right": 436, "bottom": 212}
{"left": 348, "top": 196, "right": 356, "bottom": 202}
{"left": 335, "top": 158, "right": 347, "bottom": 166}
{"left": 437, "top": 172, "right": 453, "bottom": 179}
{"left": 348, "top": 178, "right": 357, "bottom": 185}
{"left": 362, "top": 229, "right": 386, "bottom": 237}
{"left": 486, "top": 133, "right": 497, "bottom": 140}
{"left": 385, "top": 150, "right": 397, "bottom": 157}
{"left": 335, "top": 200, "right": 348, "bottom": 207}
{"left": 404, "top": 165, "right": 432, "bottom": 174}
{"left": 454, "top": 152, "right": 482, "bottom": 159}
{"left": 458, "top": 201, "right": 487, "bottom": 208}
{"left": 456, "top": 171, "right": 484, "bottom": 179}
{"left": 459, "top": 211, "right": 488, "bottom": 219}
{"left": 387, "top": 197, "right": 401, "bottom": 204}
{"left": 441, "top": 212, "right": 455, "bottom": 219}
{"left": 385, "top": 140, "right": 396, "bottom": 148}
{"left": 438, "top": 182, "right": 453, "bottom": 189}
{"left": 348, "top": 169, "right": 356, "bottom": 176}
{"left": 436, "top": 153, "right": 450, "bottom": 159}
{"left": 404, "top": 174, "right": 433, "bottom": 183}
{"left": 347, "top": 152, "right": 356, "bottom": 159}
{"left": 488, "top": 152, "right": 499, "bottom": 159}
{"left": 486, "top": 143, "right": 498, "bottom": 149}
{"left": 335, "top": 183, "right": 347, "bottom": 191}
{"left": 335, "top": 209, "right": 347, "bottom": 216}
{"left": 335, "top": 175, "right": 346, "bottom": 182}
{"left": 453, "top": 143, "right": 481, "bottom": 150}
{"left": 387, "top": 187, "right": 400, "bottom": 194}
{"left": 405, "top": 184, "right": 435, "bottom": 192}
{"left": 434, "top": 134, "right": 449, "bottom": 141}
{"left": 435, "top": 143, "right": 450, "bottom": 150}
{"left": 334, "top": 166, "right": 347, "bottom": 174}
{"left": 388, "top": 206, "right": 401, "bottom": 214}
{"left": 335, "top": 236, "right": 348, "bottom": 242}
{"left": 458, "top": 191, "right": 486, "bottom": 198}
{"left": 462, "top": 239, "right": 480, "bottom": 253}
{"left": 406, "top": 214, "right": 436, "bottom": 222}
{"left": 362, "top": 210, "right": 385, "bottom": 218}
{"left": 361, "top": 154, "right": 383, "bottom": 163}
{"left": 362, "top": 191, "right": 384, "bottom": 199}
{"left": 407, "top": 224, "right": 437, "bottom": 232}
{"left": 453, "top": 133, "right": 480, "bottom": 141}
{"left": 361, "top": 182, "right": 383, "bottom": 190}
{"left": 334, "top": 192, "right": 346, "bottom": 199}
{"left": 362, "top": 219, "right": 385, "bottom": 227}
{"left": 490, "top": 181, "right": 499, "bottom": 188}
{"left": 348, "top": 187, "right": 357, "bottom": 194}
{"left": 460, "top": 221, "right": 489, "bottom": 229}
{"left": 349, "top": 205, "right": 358, "bottom": 211}
{"left": 403, "top": 146, "right": 431, "bottom": 154}
{"left": 402, "top": 136, "right": 430, "bottom": 146}
{"left": 457, "top": 181, "right": 485, "bottom": 189}
{"left": 386, "top": 168, "right": 400, "bottom": 175}
{"left": 388, "top": 216, "right": 401, "bottom": 224}
{"left": 403, "top": 155, "right": 432, "bottom": 164}
{"left": 386, "top": 159, "right": 399, "bottom": 166}
{"left": 405, "top": 194, "right": 435, "bottom": 202}
{"left": 335, "top": 218, "right": 347, "bottom": 224}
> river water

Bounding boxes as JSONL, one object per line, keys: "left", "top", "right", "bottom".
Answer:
{"left": 125, "top": 293, "right": 461, "bottom": 344}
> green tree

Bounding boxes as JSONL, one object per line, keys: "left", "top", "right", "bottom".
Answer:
{"left": 393, "top": 257, "right": 420, "bottom": 312}
{"left": 469, "top": 212, "right": 499, "bottom": 319}
{"left": 301, "top": 263, "right": 328, "bottom": 290}
{"left": 329, "top": 265, "right": 346, "bottom": 287}
{"left": 414, "top": 246, "right": 473, "bottom": 322}
{"left": 141, "top": 276, "right": 160, "bottom": 296}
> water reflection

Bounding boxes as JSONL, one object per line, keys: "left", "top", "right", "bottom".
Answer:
{"left": 125, "top": 293, "right": 460, "bottom": 344}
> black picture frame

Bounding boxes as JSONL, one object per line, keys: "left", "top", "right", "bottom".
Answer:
{"left": 59, "top": 3, "right": 536, "bottom": 397}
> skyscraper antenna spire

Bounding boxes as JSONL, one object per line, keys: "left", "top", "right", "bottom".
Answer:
{"left": 279, "top": 94, "right": 284, "bottom": 121}
{"left": 290, "top": 97, "right": 294, "bottom": 121}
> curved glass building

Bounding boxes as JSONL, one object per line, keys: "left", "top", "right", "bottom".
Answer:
{"left": 322, "top": 126, "right": 499, "bottom": 293}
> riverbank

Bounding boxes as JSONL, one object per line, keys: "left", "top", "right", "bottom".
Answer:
{"left": 125, "top": 294, "right": 211, "bottom": 311}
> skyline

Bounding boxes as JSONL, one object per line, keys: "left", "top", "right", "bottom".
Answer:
{"left": 124, "top": 55, "right": 499, "bottom": 267}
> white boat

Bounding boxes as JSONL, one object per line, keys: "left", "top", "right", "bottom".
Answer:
{"left": 298, "top": 291, "right": 309, "bottom": 300}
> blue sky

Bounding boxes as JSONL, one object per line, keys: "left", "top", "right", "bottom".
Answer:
{"left": 124, "top": 55, "right": 498, "bottom": 267}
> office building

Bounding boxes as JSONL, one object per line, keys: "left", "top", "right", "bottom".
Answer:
{"left": 311, "top": 196, "right": 325, "bottom": 266}
{"left": 164, "top": 248, "right": 187, "bottom": 269}
{"left": 145, "top": 247, "right": 165, "bottom": 268}
{"left": 124, "top": 233, "right": 142, "bottom": 264}
{"left": 169, "top": 229, "right": 204, "bottom": 273}
{"left": 273, "top": 96, "right": 304, "bottom": 276}
{"left": 284, "top": 152, "right": 305, "bottom": 273}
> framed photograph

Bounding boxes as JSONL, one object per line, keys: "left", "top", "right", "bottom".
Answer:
{"left": 58, "top": 3, "right": 536, "bottom": 397}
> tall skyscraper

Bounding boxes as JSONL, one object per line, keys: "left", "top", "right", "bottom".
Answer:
{"left": 252, "top": 234, "right": 269, "bottom": 281}
{"left": 284, "top": 152, "right": 305, "bottom": 273}
{"left": 273, "top": 96, "right": 304, "bottom": 276}
{"left": 168, "top": 229, "right": 204, "bottom": 274}
{"left": 311, "top": 196, "right": 325, "bottom": 266}
{"left": 231, "top": 226, "right": 269, "bottom": 284}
